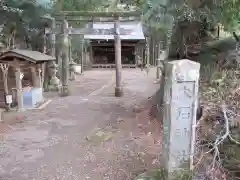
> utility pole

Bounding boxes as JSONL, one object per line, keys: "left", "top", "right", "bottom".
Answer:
{"left": 114, "top": 16, "right": 123, "bottom": 97}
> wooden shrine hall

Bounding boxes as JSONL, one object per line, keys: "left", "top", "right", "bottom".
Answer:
{"left": 0, "top": 49, "right": 55, "bottom": 111}
{"left": 83, "top": 21, "right": 145, "bottom": 68}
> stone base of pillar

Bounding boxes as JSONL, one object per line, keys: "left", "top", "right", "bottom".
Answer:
{"left": 17, "top": 108, "right": 25, "bottom": 112}
{"left": 69, "top": 77, "right": 75, "bottom": 81}
{"left": 49, "top": 76, "right": 60, "bottom": 92}
{"left": 69, "top": 73, "right": 76, "bottom": 81}
{"left": 59, "top": 85, "right": 69, "bottom": 97}
{"left": 115, "top": 87, "right": 123, "bottom": 97}
{"left": 156, "top": 67, "right": 160, "bottom": 80}
{"left": 0, "top": 108, "right": 5, "bottom": 122}
{"left": 48, "top": 85, "right": 59, "bottom": 92}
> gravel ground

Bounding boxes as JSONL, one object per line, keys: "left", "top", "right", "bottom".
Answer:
{"left": 0, "top": 69, "right": 161, "bottom": 180}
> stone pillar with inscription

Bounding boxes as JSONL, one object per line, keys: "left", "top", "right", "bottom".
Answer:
{"left": 162, "top": 59, "right": 200, "bottom": 177}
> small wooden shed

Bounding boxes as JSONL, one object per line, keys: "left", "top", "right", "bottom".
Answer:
{"left": 0, "top": 49, "right": 55, "bottom": 111}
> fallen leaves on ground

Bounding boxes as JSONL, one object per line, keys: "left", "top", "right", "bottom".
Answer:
{"left": 0, "top": 114, "right": 26, "bottom": 134}
{"left": 86, "top": 128, "right": 114, "bottom": 144}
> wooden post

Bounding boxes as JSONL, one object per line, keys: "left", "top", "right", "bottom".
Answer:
{"left": 50, "top": 18, "right": 56, "bottom": 57}
{"left": 0, "top": 64, "right": 9, "bottom": 95}
{"left": 89, "top": 45, "right": 93, "bottom": 68}
{"left": 59, "top": 19, "right": 70, "bottom": 96}
{"left": 156, "top": 58, "right": 160, "bottom": 80}
{"left": 37, "top": 66, "right": 43, "bottom": 88}
{"left": 30, "top": 66, "right": 37, "bottom": 87}
{"left": 0, "top": 63, "right": 10, "bottom": 110}
{"left": 68, "top": 36, "right": 73, "bottom": 79}
{"left": 149, "top": 36, "right": 153, "bottom": 65}
{"left": 82, "top": 46, "right": 86, "bottom": 70}
{"left": 114, "top": 16, "right": 123, "bottom": 97}
{"left": 69, "top": 36, "right": 72, "bottom": 61}
{"left": 41, "top": 63, "right": 45, "bottom": 88}
{"left": 155, "top": 43, "right": 159, "bottom": 66}
{"left": 30, "top": 66, "right": 41, "bottom": 88}
{"left": 15, "top": 67, "right": 24, "bottom": 111}
{"left": 156, "top": 43, "right": 162, "bottom": 79}
{"left": 140, "top": 43, "right": 144, "bottom": 64}
{"left": 42, "top": 28, "right": 49, "bottom": 90}
{"left": 162, "top": 59, "right": 200, "bottom": 177}
{"left": 134, "top": 45, "right": 138, "bottom": 66}
{"left": 146, "top": 37, "right": 150, "bottom": 65}
{"left": 80, "top": 36, "right": 84, "bottom": 74}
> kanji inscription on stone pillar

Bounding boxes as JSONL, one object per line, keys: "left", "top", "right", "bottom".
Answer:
{"left": 162, "top": 59, "right": 200, "bottom": 177}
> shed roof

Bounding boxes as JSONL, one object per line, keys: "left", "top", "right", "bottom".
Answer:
{"left": 0, "top": 49, "right": 55, "bottom": 63}
{"left": 83, "top": 21, "right": 145, "bottom": 40}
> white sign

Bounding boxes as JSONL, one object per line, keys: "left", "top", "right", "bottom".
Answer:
{"left": 6, "top": 95, "right": 12, "bottom": 104}
{"left": 20, "top": 72, "right": 24, "bottom": 80}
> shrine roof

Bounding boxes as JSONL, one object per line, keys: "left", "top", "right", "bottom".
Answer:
{"left": 0, "top": 49, "right": 55, "bottom": 63}
{"left": 82, "top": 21, "right": 145, "bottom": 40}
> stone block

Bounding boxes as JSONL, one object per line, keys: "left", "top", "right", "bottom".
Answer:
{"left": 162, "top": 59, "right": 200, "bottom": 176}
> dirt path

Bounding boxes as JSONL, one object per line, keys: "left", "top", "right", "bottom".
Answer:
{"left": 0, "top": 69, "right": 161, "bottom": 180}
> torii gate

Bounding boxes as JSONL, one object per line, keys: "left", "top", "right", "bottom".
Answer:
{"left": 52, "top": 11, "right": 142, "bottom": 97}
{"left": 43, "top": 16, "right": 86, "bottom": 96}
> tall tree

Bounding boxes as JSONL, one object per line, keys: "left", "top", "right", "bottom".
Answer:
{"left": 51, "top": 0, "right": 109, "bottom": 12}
{"left": 0, "top": 0, "right": 50, "bottom": 49}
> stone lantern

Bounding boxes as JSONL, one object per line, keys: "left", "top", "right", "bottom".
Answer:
{"left": 69, "top": 60, "right": 77, "bottom": 81}
{"left": 0, "top": 42, "right": 4, "bottom": 53}
{"left": 48, "top": 62, "right": 60, "bottom": 91}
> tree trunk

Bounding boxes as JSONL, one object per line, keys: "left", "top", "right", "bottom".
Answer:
{"left": 3, "top": 72, "right": 8, "bottom": 95}
{"left": 179, "top": 27, "right": 185, "bottom": 59}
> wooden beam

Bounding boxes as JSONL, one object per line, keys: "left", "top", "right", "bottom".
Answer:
{"left": 91, "top": 40, "right": 140, "bottom": 43}
{"left": 0, "top": 59, "right": 32, "bottom": 68}
{"left": 55, "top": 16, "right": 92, "bottom": 21}
{"left": 54, "top": 11, "right": 142, "bottom": 17}
{"left": 91, "top": 43, "right": 136, "bottom": 47}
{"left": 55, "top": 17, "right": 141, "bottom": 22}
